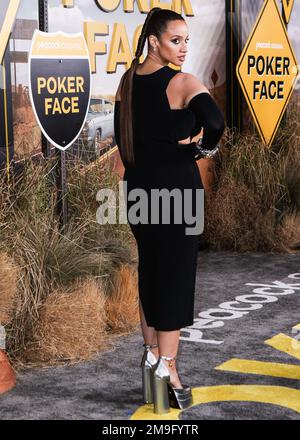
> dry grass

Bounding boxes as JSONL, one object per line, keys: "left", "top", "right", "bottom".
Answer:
{"left": 23, "top": 277, "right": 109, "bottom": 366}
{"left": 0, "top": 155, "right": 136, "bottom": 366}
{"left": 278, "top": 210, "right": 300, "bottom": 251}
{"left": 105, "top": 264, "right": 140, "bottom": 334}
{"left": 0, "top": 253, "right": 20, "bottom": 325}
{"left": 4, "top": 217, "right": 115, "bottom": 361}
{"left": 203, "top": 176, "right": 276, "bottom": 252}
{"left": 203, "top": 102, "right": 300, "bottom": 252}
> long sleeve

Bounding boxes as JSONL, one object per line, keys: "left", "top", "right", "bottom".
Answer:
{"left": 113, "top": 100, "right": 126, "bottom": 167}
{"left": 188, "top": 92, "right": 225, "bottom": 149}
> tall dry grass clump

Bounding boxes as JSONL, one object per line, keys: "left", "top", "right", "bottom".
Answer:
{"left": 203, "top": 98, "right": 300, "bottom": 252}
{"left": 24, "top": 277, "right": 109, "bottom": 366}
{"left": 204, "top": 177, "right": 276, "bottom": 251}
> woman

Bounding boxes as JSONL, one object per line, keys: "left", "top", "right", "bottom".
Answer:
{"left": 114, "top": 7, "right": 225, "bottom": 414}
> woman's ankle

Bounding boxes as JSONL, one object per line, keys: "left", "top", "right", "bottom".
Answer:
{"left": 161, "top": 358, "right": 183, "bottom": 388}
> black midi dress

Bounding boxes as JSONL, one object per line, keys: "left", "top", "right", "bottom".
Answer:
{"left": 114, "top": 65, "right": 216, "bottom": 331}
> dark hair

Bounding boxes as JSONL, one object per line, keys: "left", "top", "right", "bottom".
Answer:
{"left": 118, "top": 7, "right": 185, "bottom": 167}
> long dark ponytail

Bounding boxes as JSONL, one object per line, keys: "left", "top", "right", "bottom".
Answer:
{"left": 118, "top": 7, "right": 185, "bottom": 167}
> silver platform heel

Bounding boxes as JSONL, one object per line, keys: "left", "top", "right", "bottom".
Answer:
{"left": 141, "top": 343, "right": 158, "bottom": 403}
{"left": 152, "top": 355, "right": 193, "bottom": 414}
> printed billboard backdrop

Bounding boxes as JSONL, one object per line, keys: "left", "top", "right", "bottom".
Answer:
{"left": 8, "top": 0, "right": 40, "bottom": 160}
{"left": 47, "top": 0, "right": 226, "bottom": 162}
{"left": 287, "top": 0, "right": 300, "bottom": 109}
{"left": 0, "top": 0, "right": 20, "bottom": 65}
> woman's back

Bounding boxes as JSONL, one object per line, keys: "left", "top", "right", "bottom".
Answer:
{"left": 131, "top": 65, "right": 197, "bottom": 167}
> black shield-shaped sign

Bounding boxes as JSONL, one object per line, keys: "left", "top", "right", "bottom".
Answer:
{"left": 28, "top": 30, "right": 91, "bottom": 151}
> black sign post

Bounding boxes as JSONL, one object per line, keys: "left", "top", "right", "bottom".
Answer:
{"left": 0, "top": 47, "right": 14, "bottom": 179}
{"left": 39, "top": 0, "right": 50, "bottom": 158}
{"left": 281, "top": 1, "right": 288, "bottom": 127}
{"left": 55, "top": 148, "right": 68, "bottom": 228}
{"left": 225, "top": 0, "right": 243, "bottom": 134}
{"left": 39, "top": 0, "right": 66, "bottom": 228}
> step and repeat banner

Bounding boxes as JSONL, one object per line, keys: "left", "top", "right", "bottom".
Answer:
{"left": 2, "top": 1, "right": 39, "bottom": 160}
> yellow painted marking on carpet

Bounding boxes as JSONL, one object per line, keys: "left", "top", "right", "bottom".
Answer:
{"left": 131, "top": 403, "right": 181, "bottom": 420}
{"left": 131, "top": 324, "right": 300, "bottom": 419}
{"left": 215, "top": 358, "right": 300, "bottom": 379}
{"left": 130, "top": 385, "right": 300, "bottom": 420}
{"left": 265, "top": 333, "right": 300, "bottom": 360}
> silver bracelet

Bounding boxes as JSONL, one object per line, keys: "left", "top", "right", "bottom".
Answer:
{"left": 194, "top": 137, "right": 220, "bottom": 159}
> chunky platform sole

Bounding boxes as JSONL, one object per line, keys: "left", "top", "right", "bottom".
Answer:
{"left": 167, "top": 383, "right": 193, "bottom": 409}
{"left": 142, "top": 364, "right": 154, "bottom": 404}
{"left": 153, "top": 375, "right": 170, "bottom": 414}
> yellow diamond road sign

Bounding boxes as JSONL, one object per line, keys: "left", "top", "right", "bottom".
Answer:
{"left": 236, "top": 0, "right": 299, "bottom": 146}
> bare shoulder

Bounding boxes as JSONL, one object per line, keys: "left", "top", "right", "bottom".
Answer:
{"left": 179, "top": 72, "right": 210, "bottom": 106}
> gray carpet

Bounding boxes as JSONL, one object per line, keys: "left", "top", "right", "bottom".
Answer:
{"left": 0, "top": 251, "right": 299, "bottom": 420}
